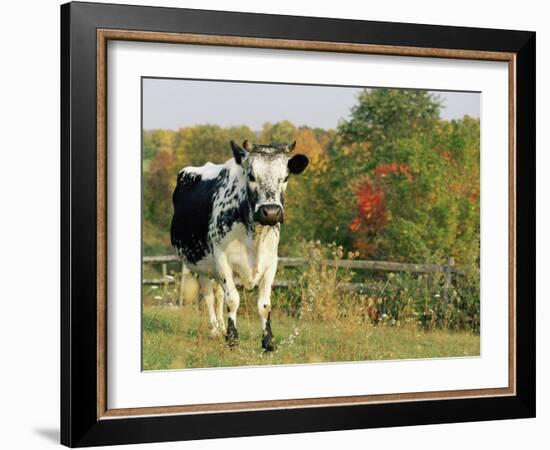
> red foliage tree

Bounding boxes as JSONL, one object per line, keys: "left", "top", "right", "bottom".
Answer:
{"left": 349, "top": 179, "right": 387, "bottom": 256}
{"left": 349, "top": 162, "right": 413, "bottom": 256}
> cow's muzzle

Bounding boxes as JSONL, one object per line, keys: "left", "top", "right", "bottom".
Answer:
{"left": 255, "top": 204, "right": 284, "bottom": 226}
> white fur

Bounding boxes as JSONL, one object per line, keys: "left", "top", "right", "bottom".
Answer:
{"left": 247, "top": 153, "right": 289, "bottom": 212}
{"left": 179, "top": 161, "right": 223, "bottom": 181}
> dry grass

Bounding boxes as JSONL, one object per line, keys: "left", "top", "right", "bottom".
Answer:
{"left": 142, "top": 301, "right": 479, "bottom": 371}
{"left": 142, "top": 241, "right": 479, "bottom": 371}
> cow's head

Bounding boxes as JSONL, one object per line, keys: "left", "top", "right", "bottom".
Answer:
{"left": 230, "top": 140, "right": 309, "bottom": 226}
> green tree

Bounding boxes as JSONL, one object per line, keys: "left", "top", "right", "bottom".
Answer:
{"left": 260, "top": 120, "right": 297, "bottom": 144}
{"left": 172, "top": 124, "right": 256, "bottom": 168}
{"left": 143, "top": 129, "right": 176, "bottom": 161}
{"left": 323, "top": 88, "right": 479, "bottom": 265}
{"left": 339, "top": 88, "right": 441, "bottom": 153}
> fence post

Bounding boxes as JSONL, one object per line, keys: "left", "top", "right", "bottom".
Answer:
{"left": 443, "top": 257, "right": 455, "bottom": 304}
{"left": 162, "top": 263, "right": 168, "bottom": 301}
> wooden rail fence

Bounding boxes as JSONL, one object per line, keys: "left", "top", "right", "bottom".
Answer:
{"left": 143, "top": 255, "right": 459, "bottom": 305}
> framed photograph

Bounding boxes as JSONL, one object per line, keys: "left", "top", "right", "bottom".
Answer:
{"left": 61, "top": 1, "right": 535, "bottom": 447}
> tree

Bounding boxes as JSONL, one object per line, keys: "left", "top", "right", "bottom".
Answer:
{"left": 327, "top": 88, "right": 479, "bottom": 264}
{"left": 172, "top": 124, "right": 256, "bottom": 168}
{"left": 339, "top": 88, "right": 441, "bottom": 150}
{"left": 143, "top": 129, "right": 176, "bottom": 161}
{"left": 260, "top": 120, "right": 296, "bottom": 144}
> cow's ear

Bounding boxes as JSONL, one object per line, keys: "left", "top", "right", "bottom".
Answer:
{"left": 288, "top": 154, "right": 309, "bottom": 174}
{"left": 230, "top": 140, "right": 247, "bottom": 165}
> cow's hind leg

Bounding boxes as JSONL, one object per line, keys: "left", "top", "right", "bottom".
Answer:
{"left": 214, "top": 252, "right": 240, "bottom": 346}
{"left": 213, "top": 282, "right": 226, "bottom": 332}
{"left": 199, "top": 276, "right": 223, "bottom": 337}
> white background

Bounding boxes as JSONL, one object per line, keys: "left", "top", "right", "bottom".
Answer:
{"left": 108, "top": 42, "right": 509, "bottom": 409}
{"left": 0, "top": 0, "right": 546, "bottom": 449}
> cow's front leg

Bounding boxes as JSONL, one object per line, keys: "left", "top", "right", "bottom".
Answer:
{"left": 215, "top": 253, "right": 240, "bottom": 346}
{"left": 258, "top": 265, "right": 277, "bottom": 352}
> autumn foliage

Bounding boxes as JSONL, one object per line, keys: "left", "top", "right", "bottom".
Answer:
{"left": 142, "top": 88, "right": 480, "bottom": 269}
{"left": 374, "top": 162, "right": 413, "bottom": 181}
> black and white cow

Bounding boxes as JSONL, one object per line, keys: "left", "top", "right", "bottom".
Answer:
{"left": 170, "top": 140, "right": 309, "bottom": 351}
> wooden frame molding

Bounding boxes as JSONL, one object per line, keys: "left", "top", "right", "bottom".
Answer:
{"left": 96, "top": 29, "right": 517, "bottom": 420}
{"left": 97, "top": 29, "right": 515, "bottom": 61}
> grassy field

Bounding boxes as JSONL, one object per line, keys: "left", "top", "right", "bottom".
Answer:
{"left": 142, "top": 300, "right": 480, "bottom": 371}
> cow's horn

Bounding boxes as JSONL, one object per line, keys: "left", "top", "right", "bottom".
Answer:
{"left": 285, "top": 141, "right": 296, "bottom": 153}
{"left": 243, "top": 140, "right": 253, "bottom": 152}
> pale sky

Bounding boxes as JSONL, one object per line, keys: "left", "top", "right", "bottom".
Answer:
{"left": 143, "top": 78, "right": 480, "bottom": 131}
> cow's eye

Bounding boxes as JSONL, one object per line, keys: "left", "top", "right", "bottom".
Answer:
{"left": 248, "top": 174, "right": 256, "bottom": 182}
{"left": 283, "top": 175, "right": 289, "bottom": 182}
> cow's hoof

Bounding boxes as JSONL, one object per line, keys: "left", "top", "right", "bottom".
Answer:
{"left": 262, "top": 335, "right": 275, "bottom": 353}
{"left": 209, "top": 326, "right": 224, "bottom": 338}
{"left": 226, "top": 335, "right": 239, "bottom": 347}
{"left": 225, "top": 318, "right": 239, "bottom": 347}
{"left": 261, "top": 313, "right": 275, "bottom": 352}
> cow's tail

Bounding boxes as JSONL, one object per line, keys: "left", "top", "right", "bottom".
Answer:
{"left": 179, "top": 264, "right": 200, "bottom": 306}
